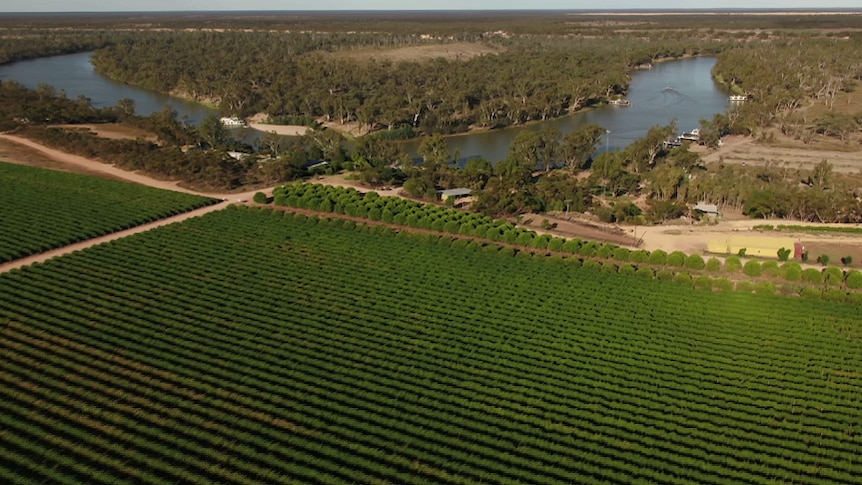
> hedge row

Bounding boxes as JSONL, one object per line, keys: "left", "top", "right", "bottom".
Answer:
{"left": 270, "top": 183, "right": 862, "bottom": 290}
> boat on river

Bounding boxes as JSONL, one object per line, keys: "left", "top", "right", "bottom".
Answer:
{"left": 678, "top": 128, "right": 700, "bottom": 142}
{"left": 220, "top": 116, "right": 247, "bottom": 127}
{"left": 729, "top": 94, "right": 748, "bottom": 102}
{"left": 609, "top": 99, "right": 631, "bottom": 107}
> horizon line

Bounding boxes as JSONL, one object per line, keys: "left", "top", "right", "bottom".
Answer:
{"left": 2, "top": 8, "right": 862, "bottom": 14}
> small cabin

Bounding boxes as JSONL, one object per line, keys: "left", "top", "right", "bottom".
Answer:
{"left": 693, "top": 203, "right": 721, "bottom": 219}
{"left": 438, "top": 188, "right": 472, "bottom": 204}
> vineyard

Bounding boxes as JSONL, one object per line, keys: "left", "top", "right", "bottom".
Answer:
{"left": 2, "top": 205, "right": 862, "bottom": 484}
{"left": 272, "top": 183, "right": 862, "bottom": 298}
{"left": 0, "top": 161, "right": 217, "bottom": 263}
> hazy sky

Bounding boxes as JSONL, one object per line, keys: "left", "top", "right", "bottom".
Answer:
{"left": 1, "top": 1, "right": 860, "bottom": 12}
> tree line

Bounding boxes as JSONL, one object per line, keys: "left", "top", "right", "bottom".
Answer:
{"left": 88, "top": 30, "right": 726, "bottom": 135}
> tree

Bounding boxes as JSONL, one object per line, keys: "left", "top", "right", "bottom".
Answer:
{"left": 418, "top": 134, "right": 451, "bottom": 166}
{"left": 625, "top": 121, "right": 677, "bottom": 172}
{"left": 197, "top": 113, "right": 229, "bottom": 150}
{"left": 507, "top": 130, "right": 544, "bottom": 172}
{"left": 561, "top": 123, "right": 606, "bottom": 171}
{"left": 116, "top": 97, "right": 136, "bottom": 119}
{"left": 260, "top": 130, "right": 285, "bottom": 157}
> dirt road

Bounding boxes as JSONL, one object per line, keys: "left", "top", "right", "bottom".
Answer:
{"left": 0, "top": 134, "right": 280, "bottom": 273}
{"left": 0, "top": 134, "right": 273, "bottom": 201}
{"left": 0, "top": 200, "right": 230, "bottom": 274}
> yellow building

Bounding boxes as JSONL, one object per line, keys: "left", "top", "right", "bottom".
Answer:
{"left": 708, "top": 235, "right": 796, "bottom": 258}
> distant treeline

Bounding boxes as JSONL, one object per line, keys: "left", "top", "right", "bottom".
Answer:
{"left": 89, "top": 30, "right": 725, "bottom": 135}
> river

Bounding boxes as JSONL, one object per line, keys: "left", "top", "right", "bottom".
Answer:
{"left": 0, "top": 52, "right": 730, "bottom": 161}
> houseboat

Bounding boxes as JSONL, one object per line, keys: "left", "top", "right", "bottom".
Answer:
{"left": 678, "top": 128, "right": 700, "bottom": 142}
{"left": 609, "top": 99, "right": 631, "bottom": 107}
{"left": 220, "top": 117, "right": 247, "bottom": 127}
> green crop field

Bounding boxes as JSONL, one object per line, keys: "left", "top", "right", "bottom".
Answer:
{"left": 1, "top": 206, "right": 862, "bottom": 484}
{"left": 0, "top": 161, "right": 217, "bottom": 263}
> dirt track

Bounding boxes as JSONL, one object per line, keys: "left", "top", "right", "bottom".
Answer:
{"left": 4, "top": 132, "right": 862, "bottom": 273}
{"left": 0, "top": 133, "right": 273, "bottom": 201}
{"left": 0, "top": 201, "right": 230, "bottom": 274}
{"left": 0, "top": 134, "right": 277, "bottom": 273}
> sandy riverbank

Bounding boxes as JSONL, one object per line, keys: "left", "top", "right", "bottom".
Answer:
{"left": 247, "top": 123, "right": 310, "bottom": 136}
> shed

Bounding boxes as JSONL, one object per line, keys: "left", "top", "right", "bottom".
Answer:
{"left": 438, "top": 188, "right": 472, "bottom": 202}
{"left": 693, "top": 203, "right": 721, "bottom": 218}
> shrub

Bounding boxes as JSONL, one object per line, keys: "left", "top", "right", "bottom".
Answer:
{"left": 800, "top": 287, "right": 822, "bottom": 299}
{"left": 579, "top": 242, "right": 600, "bottom": 257}
{"left": 817, "top": 254, "right": 830, "bottom": 266}
{"left": 736, "top": 281, "right": 754, "bottom": 293}
{"left": 613, "top": 247, "right": 631, "bottom": 262}
{"left": 781, "top": 262, "right": 802, "bottom": 281}
{"left": 601, "top": 262, "right": 618, "bottom": 273}
{"left": 824, "top": 267, "right": 844, "bottom": 287}
{"left": 713, "top": 279, "right": 734, "bottom": 292}
{"left": 822, "top": 289, "right": 847, "bottom": 302}
{"left": 562, "top": 239, "right": 581, "bottom": 254}
{"left": 618, "top": 264, "right": 636, "bottom": 276}
{"left": 684, "top": 254, "right": 706, "bottom": 270}
{"left": 648, "top": 249, "right": 668, "bottom": 265}
{"left": 777, "top": 247, "right": 791, "bottom": 261}
{"left": 801, "top": 268, "right": 824, "bottom": 284}
{"left": 485, "top": 227, "right": 502, "bottom": 242}
{"left": 674, "top": 272, "right": 693, "bottom": 287}
{"left": 499, "top": 246, "right": 516, "bottom": 258}
{"left": 656, "top": 270, "right": 674, "bottom": 281}
{"left": 761, "top": 260, "right": 780, "bottom": 277}
{"left": 666, "top": 251, "right": 686, "bottom": 267}
{"left": 596, "top": 244, "right": 615, "bottom": 259}
{"left": 548, "top": 237, "right": 565, "bottom": 252}
{"left": 516, "top": 232, "right": 535, "bottom": 246}
{"left": 629, "top": 250, "right": 649, "bottom": 263}
{"left": 253, "top": 191, "right": 268, "bottom": 204}
{"left": 694, "top": 276, "right": 712, "bottom": 290}
{"left": 743, "top": 260, "right": 762, "bottom": 277}
{"left": 801, "top": 251, "right": 809, "bottom": 262}
{"left": 635, "top": 267, "right": 654, "bottom": 279}
{"left": 737, "top": 248, "right": 747, "bottom": 257}
{"left": 754, "top": 282, "right": 776, "bottom": 296}
{"left": 705, "top": 258, "right": 721, "bottom": 272}
{"left": 841, "top": 255, "right": 854, "bottom": 267}
{"left": 846, "top": 270, "right": 862, "bottom": 289}
{"left": 724, "top": 256, "right": 742, "bottom": 272}
{"left": 531, "top": 234, "right": 553, "bottom": 249}
{"left": 582, "top": 259, "right": 602, "bottom": 270}
{"left": 566, "top": 257, "right": 582, "bottom": 267}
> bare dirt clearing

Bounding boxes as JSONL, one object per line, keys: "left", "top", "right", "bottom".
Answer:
{"left": 0, "top": 136, "right": 125, "bottom": 180}
{"left": 332, "top": 42, "right": 503, "bottom": 63}
{"left": 0, "top": 133, "right": 274, "bottom": 200}
{"left": 693, "top": 134, "right": 862, "bottom": 173}
{"left": 48, "top": 123, "right": 158, "bottom": 142}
